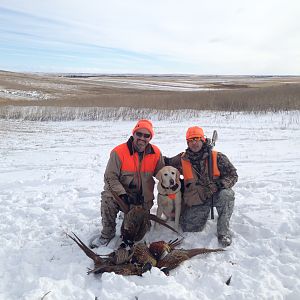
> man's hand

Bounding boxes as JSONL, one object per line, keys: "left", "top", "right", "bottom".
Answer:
{"left": 215, "top": 180, "right": 224, "bottom": 189}
{"left": 119, "top": 194, "right": 130, "bottom": 205}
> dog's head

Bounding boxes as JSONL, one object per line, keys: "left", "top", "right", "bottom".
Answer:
{"left": 156, "top": 166, "right": 180, "bottom": 188}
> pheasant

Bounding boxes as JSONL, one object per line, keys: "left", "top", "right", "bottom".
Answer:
{"left": 121, "top": 205, "right": 150, "bottom": 245}
{"left": 156, "top": 247, "right": 225, "bottom": 275}
{"left": 148, "top": 238, "right": 183, "bottom": 260}
{"left": 106, "top": 184, "right": 180, "bottom": 246}
{"left": 87, "top": 262, "right": 152, "bottom": 276}
{"left": 131, "top": 242, "right": 157, "bottom": 267}
{"left": 99, "top": 247, "right": 134, "bottom": 265}
{"left": 67, "top": 232, "right": 151, "bottom": 276}
{"left": 67, "top": 232, "right": 107, "bottom": 268}
{"left": 68, "top": 232, "right": 224, "bottom": 277}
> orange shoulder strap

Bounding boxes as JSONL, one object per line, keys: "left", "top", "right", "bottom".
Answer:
{"left": 181, "top": 158, "right": 194, "bottom": 180}
{"left": 182, "top": 151, "right": 220, "bottom": 179}
{"left": 212, "top": 150, "right": 220, "bottom": 177}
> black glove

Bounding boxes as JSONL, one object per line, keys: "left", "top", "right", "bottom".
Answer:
{"left": 135, "top": 193, "right": 144, "bottom": 205}
{"left": 119, "top": 194, "right": 130, "bottom": 205}
{"left": 163, "top": 156, "right": 170, "bottom": 165}
{"left": 215, "top": 180, "right": 224, "bottom": 189}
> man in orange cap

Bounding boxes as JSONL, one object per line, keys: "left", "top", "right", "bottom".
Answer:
{"left": 90, "top": 119, "right": 164, "bottom": 247}
{"left": 165, "top": 126, "right": 238, "bottom": 247}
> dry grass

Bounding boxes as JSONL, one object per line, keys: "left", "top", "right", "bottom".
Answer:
{"left": 0, "top": 70, "right": 300, "bottom": 113}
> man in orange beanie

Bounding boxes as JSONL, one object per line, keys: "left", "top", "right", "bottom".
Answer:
{"left": 90, "top": 119, "right": 164, "bottom": 247}
{"left": 165, "top": 126, "right": 238, "bottom": 247}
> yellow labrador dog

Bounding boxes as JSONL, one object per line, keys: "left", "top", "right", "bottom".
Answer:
{"left": 155, "top": 166, "right": 182, "bottom": 231}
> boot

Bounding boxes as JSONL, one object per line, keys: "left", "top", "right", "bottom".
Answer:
{"left": 89, "top": 235, "right": 114, "bottom": 248}
{"left": 218, "top": 234, "right": 232, "bottom": 247}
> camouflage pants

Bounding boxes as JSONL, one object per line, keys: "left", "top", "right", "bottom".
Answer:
{"left": 100, "top": 191, "right": 120, "bottom": 239}
{"left": 180, "top": 189, "right": 235, "bottom": 236}
{"left": 100, "top": 191, "right": 153, "bottom": 239}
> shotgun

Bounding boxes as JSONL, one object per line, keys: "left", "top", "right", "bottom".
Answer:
{"left": 207, "top": 130, "right": 218, "bottom": 219}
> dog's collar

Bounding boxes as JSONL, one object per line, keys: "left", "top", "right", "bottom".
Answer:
{"left": 167, "top": 193, "right": 176, "bottom": 200}
{"left": 161, "top": 183, "right": 179, "bottom": 191}
{"left": 159, "top": 193, "right": 177, "bottom": 200}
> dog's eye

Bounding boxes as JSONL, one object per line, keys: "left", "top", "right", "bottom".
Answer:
{"left": 164, "top": 174, "right": 168, "bottom": 176}
{"left": 171, "top": 172, "right": 175, "bottom": 175}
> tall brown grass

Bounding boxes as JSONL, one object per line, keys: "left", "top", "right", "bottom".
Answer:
{"left": 0, "top": 71, "right": 299, "bottom": 113}
{"left": 1, "top": 84, "right": 299, "bottom": 112}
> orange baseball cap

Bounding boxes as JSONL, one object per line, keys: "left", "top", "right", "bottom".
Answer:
{"left": 186, "top": 126, "right": 205, "bottom": 140}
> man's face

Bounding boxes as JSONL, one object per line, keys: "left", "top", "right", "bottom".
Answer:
{"left": 133, "top": 128, "right": 151, "bottom": 152}
{"left": 187, "top": 137, "right": 203, "bottom": 153}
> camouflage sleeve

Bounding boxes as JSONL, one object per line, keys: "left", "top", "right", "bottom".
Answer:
{"left": 153, "top": 152, "right": 165, "bottom": 176}
{"left": 104, "top": 150, "right": 127, "bottom": 196}
{"left": 163, "top": 152, "right": 184, "bottom": 174}
{"left": 217, "top": 152, "right": 238, "bottom": 189}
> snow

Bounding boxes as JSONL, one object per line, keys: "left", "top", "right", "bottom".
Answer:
{"left": 82, "top": 77, "right": 223, "bottom": 91}
{"left": 0, "top": 88, "right": 52, "bottom": 101}
{"left": 0, "top": 111, "right": 300, "bottom": 300}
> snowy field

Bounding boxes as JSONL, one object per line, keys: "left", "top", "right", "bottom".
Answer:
{"left": 0, "top": 88, "right": 53, "bottom": 101}
{"left": 0, "top": 111, "right": 300, "bottom": 300}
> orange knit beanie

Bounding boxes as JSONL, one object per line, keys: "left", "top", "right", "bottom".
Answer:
{"left": 132, "top": 119, "right": 154, "bottom": 138}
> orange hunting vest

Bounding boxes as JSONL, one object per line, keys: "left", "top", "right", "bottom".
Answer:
{"left": 114, "top": 143, "right": 161, "bottom": 174}
{"left": 181, "top": 150, "right": 220, "bottom": 180}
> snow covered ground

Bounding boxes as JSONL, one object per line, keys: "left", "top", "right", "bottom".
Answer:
{"left": 81, "top": 77, "right": 224, "bottom": 91}
{"left": 0, "top": 111, "right": 300, "bottom": 300}
{"left": 0, "top": 88, "right": 52, "bottom": 101}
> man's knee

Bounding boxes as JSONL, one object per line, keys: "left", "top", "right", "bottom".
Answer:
{"left": 101, "top": 194, "right": 119, "bottom": 224}
{"left": 100, "top": 192, "right": 123, "bottom": 239}
{"left": 101, "top": 193, "right": 118, "bottom": 211}
{"left": 215, "top": 189, "right": 235, "bottom": 221}
{"left": 180, "top": 205, "right": 210, "bottom": 232}
{"left": 216, "top": 189, "right": 235, "bottom": 208}
{"left": 219, "top": 189, "right": 235, "bottom": 201}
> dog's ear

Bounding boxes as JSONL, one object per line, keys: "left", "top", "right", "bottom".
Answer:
{"left": 175, "top": 169, "right": 181, "bottom": 184}
{"left": 155, "top": 169, "right": 162, "bottom": 182}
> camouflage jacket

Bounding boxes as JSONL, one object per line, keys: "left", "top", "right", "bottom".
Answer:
{"left": 103, "top": 137, "right": 165, "bottom": 210}
{"left": 165, "top": 148, "right": 238, "bottom": 206}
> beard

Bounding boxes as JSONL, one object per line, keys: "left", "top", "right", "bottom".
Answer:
{"left": 133, "top": 139, "right": 147, "bottom": 152}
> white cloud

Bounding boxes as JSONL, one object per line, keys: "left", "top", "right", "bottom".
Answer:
{"left": 0, "top": 0, "right": 299, "bottom": 74}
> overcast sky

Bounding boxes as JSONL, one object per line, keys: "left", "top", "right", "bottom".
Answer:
{"left": 0, "top": 0, "right": 299, "bottom": 74}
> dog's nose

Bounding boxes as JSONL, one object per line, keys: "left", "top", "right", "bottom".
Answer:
{"left": 170, "top": 179, "right": 174, "bottom": 186}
